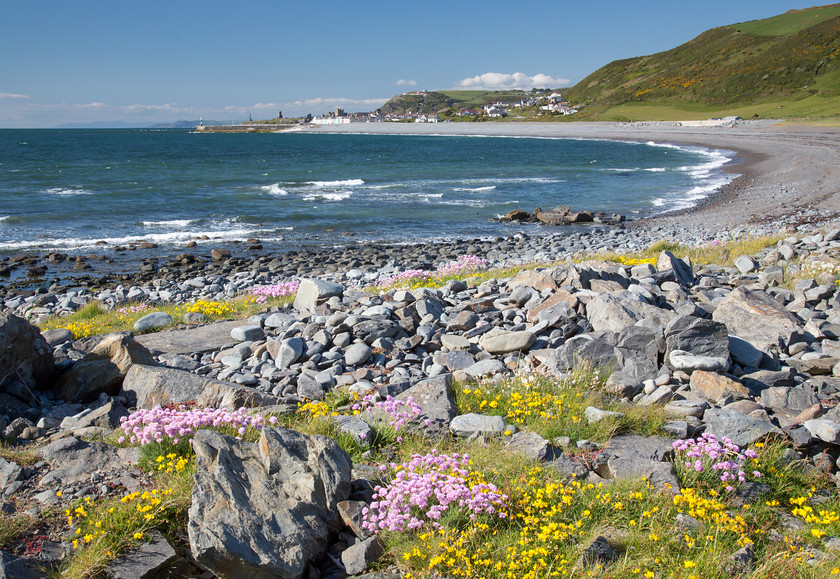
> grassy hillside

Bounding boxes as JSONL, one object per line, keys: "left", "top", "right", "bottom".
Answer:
{"left": 564, "top": 4, "right": 840, "bottom": 120}
{"left": 731, "top": 4, "right": 840, "bottom": 36}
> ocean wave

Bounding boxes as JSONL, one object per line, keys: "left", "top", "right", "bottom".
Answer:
{"left": 651, "top": 176, "right": 732, "bottom": 211}
{"left": 453, "top": 186, "right": 497, "bottom": 192}
{"left": 44, "top": 187, "right": 93, "bottom": 196}
{"left": 0, "top": 226, "right": 271, "bottom": 252}
{"left": 142, "top": 219, "right": 193, "bottom": 228}
{"left": 302, "top": 192, "right": 353, "bottom": 202}
{"left": 0, "top": 216, "right": 8, "bottom": 223}
{"left": 644, "top": 140, "right": 685, "bottom": 151}
{"left": 260, "top": 183, "right": 289, "bottom": 196}
{"left": 604, "top": 167, "right": 667, "bottom": 173}
{"left": 307, "top": 179, "right": 365, "bottom": 188}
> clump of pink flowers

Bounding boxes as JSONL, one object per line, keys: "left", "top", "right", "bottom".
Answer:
{"left": 379, "top": 269, "right": 428, "bottom": 287}
{"left": 118, "top": 405, "right": 270, "bottom": 445}
{"left": 672, "top": 433, "right": 761, "bottom": 492}
{"left": 249, "top": 280, "right": 300, "bottom": 304}
{"left": 116, "top": 303, "right": 150, "bottom": 315}
{"left": 435, "top": 254, "right": 488, "bottom": 277}
{"left": 352, "top": 395, "right": 422, "bottom": 430}
{"left": 379, "top": 254, "right": 488, "bottom": 289}
{"left": 362, "top": 451, "right": 508, "bottom": 533}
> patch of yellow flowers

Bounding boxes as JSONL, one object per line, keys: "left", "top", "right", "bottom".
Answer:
{"left": 66, "top": 488, "right": 175, "bottom": 551}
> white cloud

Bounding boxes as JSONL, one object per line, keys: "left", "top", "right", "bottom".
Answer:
{"left": 394, "top": 79, "right": 417, "bottom": 87}
{"left": 0, "top": 92, "right": 30, "bottom": 99}
{"left": 455, "top": 72, "right": 570, "bottom": 90}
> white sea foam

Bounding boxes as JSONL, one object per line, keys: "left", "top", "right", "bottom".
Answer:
{"left": 652, "top": 176, "right": 732, "bottom": 212}
{"left": 142, "top": 219, "right": 193, "bottom": 228}
{"left": 0, "top": 226, "right": 268, "bottom": 252}
{"left": 302, "top": 192, "right": 353, "bottom": 202}
{"left": 260, "top": 183, "right": 289, "bottom": 196}
{"left": 453, "top": 186, "right": 496, "bottom": 192}
{"left": 307, "top": 179, "right": 365, "bottom": 188}
{"left": 44, "top": 187, "right": 93, "bottom": 196}
{"left": 605, "top": 167, "right": 666, "bottom": 173}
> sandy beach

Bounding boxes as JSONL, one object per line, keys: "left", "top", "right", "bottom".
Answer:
{"left": 310, "top": 120, "right": 840, "bottom": 230}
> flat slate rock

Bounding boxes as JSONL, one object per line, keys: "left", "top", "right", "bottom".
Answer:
{"left": 135, "top": 320, "right": 246, "bottom": 355}
{"left": 105, "top": 529, "right": 180, "bottom": 579}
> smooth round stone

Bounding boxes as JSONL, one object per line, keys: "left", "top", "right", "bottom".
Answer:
{"left": 134, "top": 312, "right": 173, "bottom": 332}
{"left": 441, "top": 334, "right": 471, "bottom": 351}
{"left": 344, "top": 343, "right": 372, "bottom": 366}
{"left": 231, "top": 325, "right": 265, "bottom": 342}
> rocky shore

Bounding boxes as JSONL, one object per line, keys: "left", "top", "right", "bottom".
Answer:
{"left": 4, "top": 210, "right": 840, "bottom": 575}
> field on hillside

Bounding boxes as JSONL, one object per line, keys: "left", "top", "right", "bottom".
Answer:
{"left": 731, "top": 4, "right": 840, "bottom": 36}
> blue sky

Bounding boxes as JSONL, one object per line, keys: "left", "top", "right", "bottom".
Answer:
{"left": 0, "top": 0, "right": 829, "bottom": 127}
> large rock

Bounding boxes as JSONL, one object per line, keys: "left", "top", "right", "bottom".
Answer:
{"left": 505, "top": 431, "right": 559, "bottom": 462}
{"left": 341, "top": 536, "right": 384, "bottom": 576}
{"left": 352, "top": 320, "right": 400, "bottom": 345}
{"left": 657, "top": 250, "right": 693, "bottom": 285}
{"left": 57, "top": 333, "right": 154, "bottom": 403}
{"left": 508, "top": 269, "right": 557, "bottom": 292}
{"left": 293, "top": 279, "right": 343, "bottom": 312}
{"left": 593, "top": 434, "right": 679, "bottom": 491}
{"left": 546, "top": 333, "right": 658, "bottom": 386}
{"left": 690, "top": 371, "right": 750, "bottom": 402}
{"left": 449, "top": 413, "right": 505, "bottom": 438}
{"left": 268, "top": 338, "right": 304, "bottom": 369}
{"left": 396, "top": 375, "right": 456, "bottom": 438}
{"left": 104, "top": 529, "right": 180, "bottom": 579}
{"left": 479, "top": 330, "right": 536, "bottom": 355}
{"left": 135, "top": 320, "right": 247, "bottom": 355}
{"left": 668, "top": 351, "right": 729, "bottom": 374}
{"left": 586, "top": 293, "right": 674, "bottom": 333}
{"left": 703, "top": 408, "right": 781, "bottom": 448}
{"left": 760, "top": 385, "right": 819, "bottom": 413}
{"left": 0, "top": 550, "right": 47, "bottom": 579}
{"left": 803, "top": 419, "right": 840, "bottom": 444}
{"left": 0, "top": 312, "right": 54, "bottom": 400}
{"left": 133, "top": 312, "right": 173, "bottom": 333}
{"left": 712, "top": 287, "right": 805, "bottom": 353}
{"left": 188, "top": 427, "right": 351, "bottom": 579}
{"left": 39, "top": 436, "right": 139, "bottom": 486}
{"left": 122, "top": 365, "right": 278, "bottom": 410}
{"left": 665, "top": 315, "right": 729, "bottom": 360}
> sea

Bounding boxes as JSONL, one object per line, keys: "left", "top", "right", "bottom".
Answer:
{"left": 0, "top": 129, "right": 734, "bottom": 259}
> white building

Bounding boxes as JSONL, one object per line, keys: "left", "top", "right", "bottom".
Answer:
{"left": 310, "top": 117, "right": 352, "bottom": 125}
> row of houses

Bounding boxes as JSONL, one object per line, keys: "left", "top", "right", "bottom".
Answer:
{"left": 455, "top": 93, "right": 578, "bottom": 118}
{"left": 309, "top": 92, "right": 578, "bottom": 124}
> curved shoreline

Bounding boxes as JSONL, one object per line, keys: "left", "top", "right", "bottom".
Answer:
{"left": 309, "top": 120, "right": 840, "bottom": 229}
{"left": 2, "top": 120, "right": 840, "bottom": 294}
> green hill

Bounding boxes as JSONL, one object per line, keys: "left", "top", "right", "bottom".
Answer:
{"left": 563, "top": 4, "right": 840, "bottom": 120}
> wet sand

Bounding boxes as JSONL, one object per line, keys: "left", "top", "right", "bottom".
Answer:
{"left": 309, "top": 120, "right": 840, "bottom": 229}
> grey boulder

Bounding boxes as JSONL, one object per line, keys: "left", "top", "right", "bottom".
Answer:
{"left": 188, "top": 427, "right": 351, "bottom": 579}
